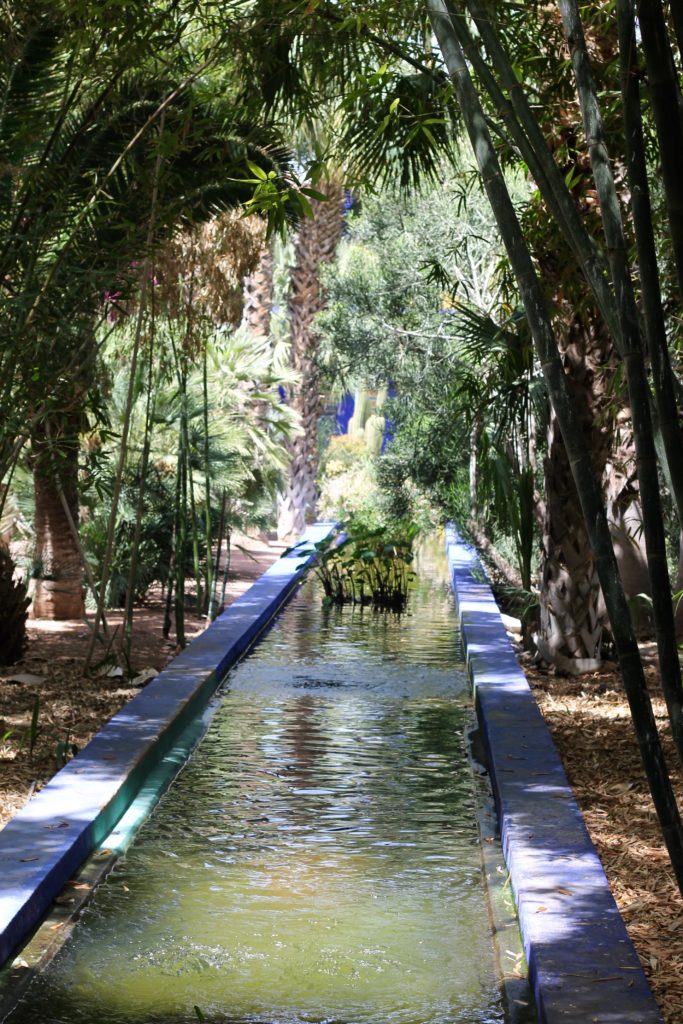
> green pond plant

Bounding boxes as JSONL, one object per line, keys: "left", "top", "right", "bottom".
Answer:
{"left": 309, "top": 523, "right": 416, "bottom": 612}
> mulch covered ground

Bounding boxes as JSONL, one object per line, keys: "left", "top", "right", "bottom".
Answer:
{"left": 2, "top": 557, "right": 683, "bottom": 1021}
{"left": 524, "top": 646, "right": 683, "bottom": 1023}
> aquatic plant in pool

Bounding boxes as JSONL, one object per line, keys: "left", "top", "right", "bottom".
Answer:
{"left": 310, "top": 524, "right": 415, "bottom": 611}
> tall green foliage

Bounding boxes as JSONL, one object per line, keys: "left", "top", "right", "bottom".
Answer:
{"left": 316, "top": 179, "right": 540, "bottom": 589}
{"left": 0, "top": 0, "right": 295, "bottom": 494}
{"left": 80, "top": 318, "right": 299, "bottom": 640}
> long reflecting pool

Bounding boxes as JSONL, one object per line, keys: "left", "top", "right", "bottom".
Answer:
{"left": 8, "top": 543, "right": 508, "bottom": 1024}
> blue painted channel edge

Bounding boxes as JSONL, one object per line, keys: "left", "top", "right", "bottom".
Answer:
{"left": 0, "top": 522, "right": 335, "bottom": 969}
{"left": 446, "top": 524, "right": 662, "bottom": 1024}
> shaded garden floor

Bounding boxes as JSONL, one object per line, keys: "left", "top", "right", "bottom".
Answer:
{"left": 526, "top": 648, "right": 683, "bottom": 1024}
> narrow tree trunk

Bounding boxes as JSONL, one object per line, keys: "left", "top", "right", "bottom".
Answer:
{"left": 123, "top": 326, "right": 156, "bottom": 665}
{"left": 219, "top": 524, "right": 232, "bottom": 611}
{"left": 637, "top": 0, "right": 683, "bottom": 306}
{"left": 241, "top": 244, "right": 274, "bottom": 338}
{"left": 670, "top": 2, "right": 683, "bottom": 68}
{"left": 202, "top": 346, "right": 213, "bottom": 618}
{"left": 187, "top": 436, "right": 203, "bottom": 617}
{"left": 211, "top": 487, "right": 227, "bottom": 619}
{"left": 175, "top": 390, "right": 187, "bottom": 649}
{"left": 468, "top": 418, "right": 479, "bottom": 521}
{"left": 31, "top": 415, "right": 85, "bottom": 619}
{"left": 278, "top": 175, "right": 343, "bottom": 540}
{"left": 455, "top": 0, "right": 622, "bottom": 346}
{"left": 467, "top": 520, "right": 523, "bottom": 590}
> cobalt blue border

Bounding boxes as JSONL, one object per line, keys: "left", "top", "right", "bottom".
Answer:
{"left": 0, "top": 523, "right": 335, "bottom": 969}
{"left": 446, "top": 525, "right": 662, "bottom": 1024}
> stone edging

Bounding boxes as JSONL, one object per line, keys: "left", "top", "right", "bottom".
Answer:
{"left": 0, "top": 523, "right": 335, "bottom": 969}
{"left": 446, "top": 525, "right": 662, "bottom": 1024}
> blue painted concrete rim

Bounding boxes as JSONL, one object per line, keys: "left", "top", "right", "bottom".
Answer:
{"left": 0, "top": 523, "right": 336, "bottom": 970}
{"left": 446, "top": 525, "right": 662, "bottom": 1024}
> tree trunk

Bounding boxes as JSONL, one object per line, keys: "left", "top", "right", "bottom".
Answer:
{"left": 31, "top": 416, "right": 85, "bottom": 619}
{"left": 241, "top": 244, "right": 274, "bottom": 338}
{"left": 534, "top": 304, "right": 615, "bottom": 671}
{"left": 0, "top": 542, "right": 30, "bottom": 664}
{"left": 278, "top": 175, "right": 343, "bottom": 540}
{"left": 536, "top": 408, "right": 603, "bottom": 674}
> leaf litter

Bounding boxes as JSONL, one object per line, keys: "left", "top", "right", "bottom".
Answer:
{"left": 526, "top": 643, "right": 683, "bottom": 1023}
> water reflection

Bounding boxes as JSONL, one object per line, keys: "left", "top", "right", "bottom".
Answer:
{"left": 8, "top": 542, "right": 505, "bottom": 1024}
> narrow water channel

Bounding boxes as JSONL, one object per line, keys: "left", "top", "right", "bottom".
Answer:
{"left": 9, "top": 542, "right": 508, "bottom": 1024}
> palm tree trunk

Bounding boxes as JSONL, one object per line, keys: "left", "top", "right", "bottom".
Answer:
{"left": 31, "top": 415, "right": 85, "bottom": 620}
{"left": 534, "top": 312, "right": 616, "bottom": 671}
{"left": 278, "top": 175, "right": 343, "bottom": 540}
{"left": 241, "top": 244, "right": 274, "bottom": 338}
{"left": 536, "top": 407, "right": 602, "bottom": 673}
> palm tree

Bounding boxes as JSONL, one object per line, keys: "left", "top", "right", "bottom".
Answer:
{"left": 241, "top": 243, "right": 275, "bottom": 339}
{"left": 278, "top": 174, "right": 344, "bottom": 539}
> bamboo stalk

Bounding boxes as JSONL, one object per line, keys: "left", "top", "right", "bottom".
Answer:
{"left": 122, "top": 303, "right": 157, "bottom": 666}
{"left": 428, "top": 0, "right": 683, "bottom": 893}
{"left": 219, "top": 523, "right": 232, "bottom": 612}
{"left": 617, "top": 0, "right": 683, "bottom": 525}
{"left": 637, "top": 0, "right": 683, "bottom": 305}
{"left": 175, "top": 379, "right": 188, "bottom": 649}
{"left": 84, "top": 114, "right": 166, "bottom": 674}
{"left": 212, "top": 487, "right": 227, "bottom": 619}
{"left": 202, "top": 345, "right": 214, "bottom": 618}
{"left": 454, "top": 0, "right": 683, "bottom": 538}
{"left": 452, "top": 0, "right": 622, "bottom": 347}
{"left": 670, "top": 2, "right": 683, "bottom": 66}
{"left": 163, "top": 568, "right": 174, "bottom": 639}
{"left": 186, "top": 425, "right": 203, "bottom": 618}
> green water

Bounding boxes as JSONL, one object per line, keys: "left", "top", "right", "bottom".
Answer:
{"left": 8, "top": 544, "right": 506, "bottom": 1024}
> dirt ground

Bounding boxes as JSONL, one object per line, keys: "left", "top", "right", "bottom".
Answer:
{"left": 2, "top": 553, "right": 683, "bottom": 1021}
